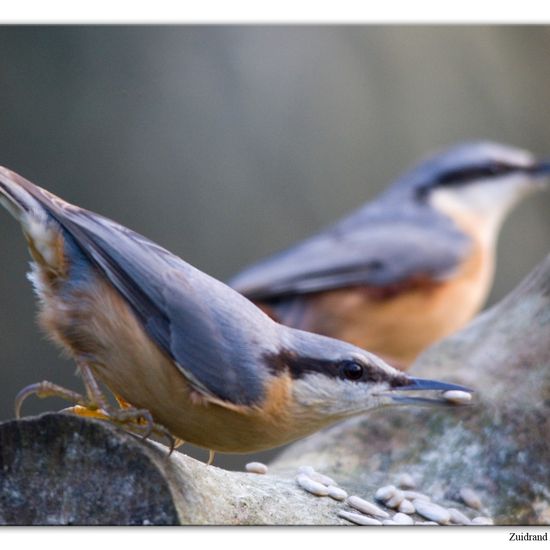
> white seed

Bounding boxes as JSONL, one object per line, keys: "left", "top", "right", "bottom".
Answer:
{"left": 297, "top": 465, "right": 335, "bottom": 486}
{"left": 396, "top": 473, "right": 416, "bottom": 489}
{"left": 382, "top": 520, "right": 398, "bottom": 525}
{"left": 471, "top": 516, "right": 494, "bottom": 525}
{"left": 309, "top": 471, "right": 336, "bottom": 486}
{"left": 393, "top": 512, "right": 414, "bottom": 525}
{"left": 295, "top": 474, "right": 329, "bottom": 496}
{"left": 443, "top": 390, "right": 472, "bottom": 404}
{"left": 448, "top": 508, "right": 471, "bottom": 525}
{"left": 375, "top": 485, "right": 397, "bottom": 502}
{"left": 413, "top": 499, "right": 451, "bottom": 524}
{"left": 386, "top": 489, "right": 405, "bottom": 509}
{"left": 398, "top": 499, "right": 415, "bottom": 514}
{"left": 338, "top": 510, "right": 382, "bottom": 526}
{"left": 245, "top": 462, "right": 268, "bottom": 474}
{"left": 415, "top": 521, "right": 438, "bottom": 525}
{"left": 403, "top": 490, "right": 431, "bottom": 501}
{"left": 297, "top": 465, "right": 316, "bottom": 476}
{"left": 347, "top": 495, "right": 390, "bottom": 518}
{"left": 459, "top": 487, "right": 482, "bottom": 510}
{"left": 327, "top": 485, "right": 348, "bottom": 501}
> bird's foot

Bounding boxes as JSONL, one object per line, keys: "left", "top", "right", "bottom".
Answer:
{"left": 15, "top": 379, "right": 177, "bottom": 455}
{"left": 62, "top": 403, "right": 178, "bottom": 455}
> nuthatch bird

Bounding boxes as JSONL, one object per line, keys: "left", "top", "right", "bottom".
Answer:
{"left": 230, "top": 142, "right": 550, "bottom": 368}
{"left": 0, "top": 167, "right": 470, "bottom": 457}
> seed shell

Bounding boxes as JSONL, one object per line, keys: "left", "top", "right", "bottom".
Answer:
{"left": 338, "top": 510, "right": 383, "bottom": 526}
{"left": 448, "top": 508, "right": 471, "bottom": 525}
{"left": 347, "top": 495, "right": 390, "bottom": 518}
{"left": 375, "top": 485, "right": 397, "bottom": 502}
{"left": 443, "top": 390, "right": 472, "bottom": 404}
{"left": 295, "top": 474, "right": 329, "bottom": 496}
{"left": 398, "top": 499, "right": 415, "bottom": 514}
{"left": 396, "top": 473, "right": 416, "bottom": 489}
{"left": 471, "top": 516, "right": 493, "bottom": 525}
{"left": 327, "top": 486, "right": 348, "bottom": 501}
{"left": 386, "top": 489, "right": 405, "bottom": 509}
{"left": 245, "top": 462, "right": 268, "bottom": 474}
{"left": 393, "top": 512, "right": 414, "bottom": 525}
{"left": 403, "top": 490, "right": 431, "bottom": 501}
{"left": 413, "top": 499, "right": 451, "bottom": 524}
{"left": 459, "top": 487, "right": 482, "bottom": 510}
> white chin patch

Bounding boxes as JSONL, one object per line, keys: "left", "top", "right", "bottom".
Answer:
{"left": 429, "top": 176, "right": 531, "bottom": 242}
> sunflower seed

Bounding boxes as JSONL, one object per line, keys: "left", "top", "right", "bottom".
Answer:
{"left": 245, "top": 462, "right": 268, "bottom": 474}
{"left": 375, "top": 485, "right": 397, "bottom": 502}
{"left": 443, "top": 390, "right": 472, "bottom": 404}
{"left": 393, "top": 512, "right": 414, "bottom": 525}
{"left": 403, "top": 490, "right": 431, "bottom": 501}
{"left": 415, "top": 521, "right": 438, "bottom": 525}
{"left": 413, "top": 499, "right": 451, "bottom": 524}
{"left": 459, "top": 487, "right": 482, "bottom": 510}
{"left": 396, "top": 473, "right": 416, "bottom": 489}
{"left": 386, "top": 489, "right": 405, "bottom": 509}
{"left": 347, "top": 495, "right": 390, "bottom": 518}
{"left": 398, "top": 499, "right": 415, "bottom": 514}
{"left": 448, "top": 508, "right": 471, "bottom": 525}
{"left": 327, "top": 485, "right": 348, "bottom": 501}
{"left": 382, "top": 520, "right": 398, "bottom": 525}
{"left": 295, "top": 474, "right": 329, "bottom": 496}
{"left": 338, "top": 510, "right": 382, "bottom": 526}
{"left": 297, "top": 465, "right": 336, "bottom": 486}
{"left": 471, "top": 516, "right": 493, "bottom": 525}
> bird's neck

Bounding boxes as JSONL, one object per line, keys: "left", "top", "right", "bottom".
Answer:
{"left": 428, "top": 180, "right": 532, "bottom": 250}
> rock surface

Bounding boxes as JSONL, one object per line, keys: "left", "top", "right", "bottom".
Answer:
{"left": 0, "top": 413, "right": 347, "bottom": 525}
{"left": 0, "top": 254, "right": 549, "bottom": 525}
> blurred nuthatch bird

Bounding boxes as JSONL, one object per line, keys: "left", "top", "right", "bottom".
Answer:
{"left": 230, "top": 142, "right": 550, "bottom": 368}
{"left": 0, "top": 166, "right": 471, "bottom": 456}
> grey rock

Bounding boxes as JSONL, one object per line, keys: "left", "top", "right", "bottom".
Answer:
{"left": 0, "top": 413, "right": 347, "bottom": 525}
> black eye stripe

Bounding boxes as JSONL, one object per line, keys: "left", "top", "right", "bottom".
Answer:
{"left": 263, "top": 349, "right": 393, "bottom": 384}
{"left": 436, "top": 162, "right": 517, "bottom": 186}
{"left": 416, "top": 162, "right": 522, "bottom": 199}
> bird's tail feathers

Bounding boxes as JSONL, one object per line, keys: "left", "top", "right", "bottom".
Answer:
{"left": 0, "top": 166, "right": 68, "bottom": 270}
{"left": 0, "top": 166, "right": 51, "bottom": 223}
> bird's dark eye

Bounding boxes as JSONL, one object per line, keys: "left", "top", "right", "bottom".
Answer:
{"left": 340, "top": 360, "right": 364, "bottom": 381}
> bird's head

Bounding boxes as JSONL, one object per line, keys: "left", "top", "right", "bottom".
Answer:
{"left": 272, "top": 328, "right": 471, "bottom": 424}
{"left": 389, "top": 141, "right": 550, "bottom": 239}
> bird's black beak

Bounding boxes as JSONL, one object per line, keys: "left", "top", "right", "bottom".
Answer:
{"left": 385, "top": 376, "right": 474, "bottom": 407}
{"left": 527, "top": 161, "right": 550, "bottom": 178}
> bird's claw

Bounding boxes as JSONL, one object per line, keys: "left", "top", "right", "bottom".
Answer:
{"left": 15, "top": 381, "right": 87, "bottom": 419}
{"left": 16, "top": 380, "right": 177, "bottom": 455}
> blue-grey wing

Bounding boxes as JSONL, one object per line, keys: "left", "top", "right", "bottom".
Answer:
{"left": 229, "top": 208, "right": 471, "bottom": 300}
{"left": 15, "top": 179, "right": 270, "bottom": 406}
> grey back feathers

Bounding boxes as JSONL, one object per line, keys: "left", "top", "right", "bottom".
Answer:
{"left": 0, "top": 169, "right": 281, "bottom": 406}
{"left": 229, "top": 141, "right": 535, "bottom": 300}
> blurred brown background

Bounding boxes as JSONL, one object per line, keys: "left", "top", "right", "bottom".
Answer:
{"left": 0, "top": 26, "right": 549, "bottom": 470}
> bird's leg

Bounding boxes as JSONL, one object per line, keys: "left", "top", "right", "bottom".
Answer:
{"left": 75, "top": 363, "right": 179, "bottom": 453}
{"left": 208, "top": 449, "right": 216, "bottom": 466}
